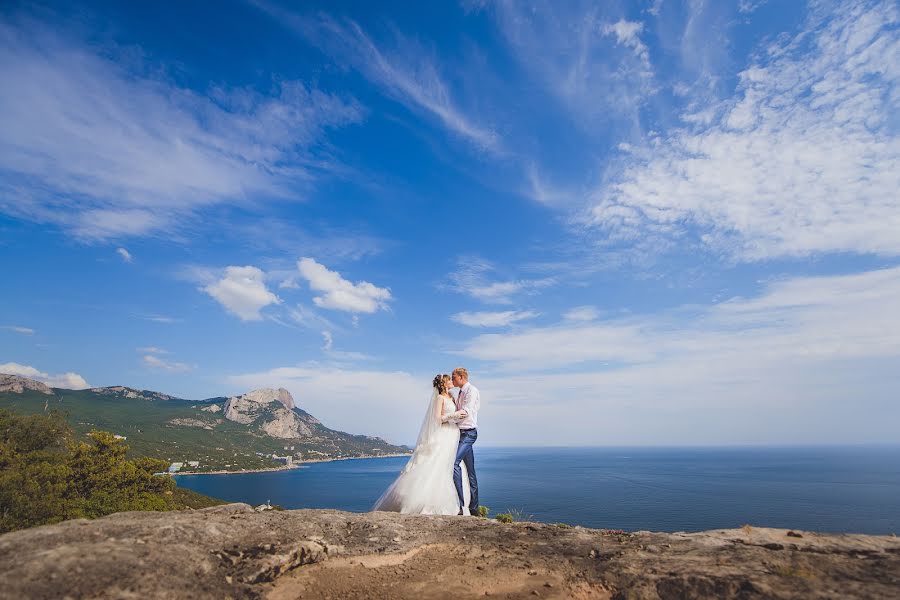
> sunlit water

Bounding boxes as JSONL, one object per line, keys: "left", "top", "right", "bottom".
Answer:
{"left": 175, "top": 446, "right": 900, "bottom": 534}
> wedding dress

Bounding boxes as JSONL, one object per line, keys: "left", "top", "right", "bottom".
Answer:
{"left": 372, "top": 390, "right": 469, "bottom": 515}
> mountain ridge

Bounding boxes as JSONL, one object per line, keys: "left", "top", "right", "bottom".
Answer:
{"left": 0, "top": 374, "right": 409, "bottom": 472}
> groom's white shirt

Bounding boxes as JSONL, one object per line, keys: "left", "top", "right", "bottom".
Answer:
{"left": 454, "top": 382, "right": 479, "bottom": 430}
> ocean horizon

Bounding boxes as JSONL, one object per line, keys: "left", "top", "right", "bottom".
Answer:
{"left": 176, "top": 445, "right": 900, "bottom": 535}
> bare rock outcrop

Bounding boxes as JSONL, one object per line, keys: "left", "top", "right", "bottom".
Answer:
{"left": 0, "top": 374, "right": 53, "bottom": 395}
{"left": 1, "top": 506, "right": 897, "bottom": 600}
{"left": 259, "top": 407, "right": 314, "bottom": 439}
{"left": 223, "top": 388, "right": 316, "bottom": 439}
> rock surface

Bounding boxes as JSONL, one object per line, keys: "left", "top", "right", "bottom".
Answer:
{"left": 223, "top": 388, "right": 320, "bottom": 439}
{"left": 1, "top": 505, "right": 897, "bottom": 599}
{"left": 0, "top": 374, "right": 53, "bottom": 395}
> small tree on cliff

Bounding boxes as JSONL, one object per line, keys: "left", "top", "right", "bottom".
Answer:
{"left": 0, "top": 409, "right": 177, "bottom": 533}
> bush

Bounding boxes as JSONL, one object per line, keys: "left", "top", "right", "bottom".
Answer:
{"left": 0, "top": 409, "right": 222, "bottom": 533}
{"left": 495, "top": 513, "right": 513, "bottom": 523}
{"left": 477, "top": 505, "right": 489, "bottom": 518}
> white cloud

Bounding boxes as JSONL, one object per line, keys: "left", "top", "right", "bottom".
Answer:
{"left": 451, "top": 310, "right": 539, "bottom": 328}
{"left": 0, "top": 16, "right": 362, "bottom": 240}
{"left": 0, "top": 362, "right": 90, "bottom": 389}
{"left": 600, "top": 19, "right": 651, "bottom": 73}
{"left": 297, "top": 257, "right": 392, "bottom": 314}
{"left": 203, "top": 266, "right": 280, "bottom": 321}
{"left": 1, "top": 325, "right": 34, "bottom": 335}
{"left": 447, "top": 257, "right": 554, "bottom": 304}
{"left": 143, "top": 315, "right": 180, "bottom": 324}
{"left": 227, "top": 365, "right": 425, "bottom": 445}
{"left": 257, "top": 5, "right": 500, "bottom": 153}
{"left": 141, "top": 354, "right": 193, "bottom": 373}
{"left": 137, "top": 346, "right": 167, "bottom": 354}
{"left": 563, "top": 306, "right": 599, "bottom": 322}
{"left": 452, "top": 266, "right": 900, "bottom": 444}
{"left": 116, "top": 247, "right": 133, "bottom": 262}
{"left": 588, "top": 0, "right": 900, "bottom": 260}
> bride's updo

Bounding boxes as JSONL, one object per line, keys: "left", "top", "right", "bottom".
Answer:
{"left": 432, "top": 373, "right": 451, "bottom": 395}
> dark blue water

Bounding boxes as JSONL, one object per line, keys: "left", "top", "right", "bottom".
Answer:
{"left": 175, "top": 446, "right": 900, "bottom": 534}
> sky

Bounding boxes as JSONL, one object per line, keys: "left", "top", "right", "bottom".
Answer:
{"left": 1, "top": 0, "right": 898, "bottom": 447}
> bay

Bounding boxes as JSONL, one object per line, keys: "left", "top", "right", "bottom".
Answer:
{"left": 175, "top": 446, "right": 900, "bottom": 534}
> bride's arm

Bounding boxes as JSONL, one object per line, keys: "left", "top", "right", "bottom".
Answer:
{"left": 440, "top": 399, "right": 464, "bottom": 423}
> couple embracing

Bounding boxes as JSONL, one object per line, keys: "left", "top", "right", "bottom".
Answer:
{"left": 373, "top": 367, "right": 480, "bottom": 516}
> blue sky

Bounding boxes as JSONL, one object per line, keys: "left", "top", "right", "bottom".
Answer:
{"left": 1, "top": 0, "right": 898, "bottom": 446}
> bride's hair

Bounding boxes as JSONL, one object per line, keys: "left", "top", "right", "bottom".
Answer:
{"left": 432, "top": 373, "right": 451, "bottom": 395}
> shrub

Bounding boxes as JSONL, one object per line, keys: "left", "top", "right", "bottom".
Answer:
{"left": 496, "top": 513, "right": 513, "bottom": 523}
{"left": 0, "top": 408, "right": 222, "bottom": 533}
{"left": 477, "top": 505, "right": 489, "bottom": 518}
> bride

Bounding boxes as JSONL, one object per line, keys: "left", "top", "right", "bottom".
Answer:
{"left": 372, "top": 374, "right": 469, "bottom": 515}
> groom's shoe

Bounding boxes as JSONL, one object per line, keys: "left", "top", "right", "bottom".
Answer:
{"left": 457, "top": 508, "right": 464, "bottom": 516}
{"left": 470, "top": 505, "right": 480, "bottom": 517}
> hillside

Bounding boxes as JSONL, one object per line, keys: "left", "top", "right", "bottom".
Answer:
{"left": 0, "top": 375, "right": 409, "bottom": 472}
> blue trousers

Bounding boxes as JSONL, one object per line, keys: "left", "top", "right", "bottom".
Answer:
{"left": 453, "top": 428, "right": 479, "bottom": 512}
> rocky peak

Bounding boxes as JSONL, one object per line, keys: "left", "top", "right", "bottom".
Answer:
{"left": 0, "top": 374, "right": 53, "bottom": 395}
{"left": 226, "top": 388, "right": 295, "bottom": 410}
{"left": 223, "top": 388, "right": 312, "bottom": 438}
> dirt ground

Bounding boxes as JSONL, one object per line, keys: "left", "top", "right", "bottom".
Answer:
{"left": 1, "top": 504, "right": 898, "bottom": 599}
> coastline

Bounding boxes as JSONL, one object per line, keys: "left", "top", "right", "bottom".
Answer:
{"left": 171, "top": 452, "right": 411, "bottom": 476}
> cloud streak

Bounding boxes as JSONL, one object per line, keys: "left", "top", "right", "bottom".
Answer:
{"left": 254, "top": 3, "right": 500, "bottom": 153}
{"left": 0, "top": 15, "right": 362, "bottom": 240}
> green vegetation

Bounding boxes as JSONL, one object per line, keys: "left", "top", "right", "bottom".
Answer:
{"left": 0, "top": 409, "right": 225, "bottom": 534}
{"left": 477, "top": 505, "right": 489, "bottom": 518}
{"left": 0, "top": 387, "right": 409, "bottom": 472}
{"left": 495, "top": 513, "right": 513, "bottom": 523}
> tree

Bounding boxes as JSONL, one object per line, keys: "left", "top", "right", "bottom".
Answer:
{"left": 0, "top": 409, "right": 197, "bottom": 533}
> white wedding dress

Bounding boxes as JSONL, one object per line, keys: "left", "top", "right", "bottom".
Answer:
{"left": 373, "top": 392, "right": 469, "bottom": 515}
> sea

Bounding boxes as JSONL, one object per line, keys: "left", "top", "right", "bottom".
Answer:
{"left": 175, "top": 446, "right": 900, "bottom": 535}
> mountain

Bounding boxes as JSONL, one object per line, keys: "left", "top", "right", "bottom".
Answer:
{"left": 0, "top": 375, "right": 410, "bottom": 472}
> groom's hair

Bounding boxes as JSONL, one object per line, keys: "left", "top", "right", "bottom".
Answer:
{"left": 452, "top": 367, "right": 468, "bottom": 380}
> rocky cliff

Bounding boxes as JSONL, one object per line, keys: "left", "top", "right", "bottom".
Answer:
{"left": 0, "top": 374, "right": 53, "bottom": 395}
{"left": 222, "top": 387, "right": 319, "bottom": 439}
{"left": 1, "top": 505, "right": 897, "bottom": 599}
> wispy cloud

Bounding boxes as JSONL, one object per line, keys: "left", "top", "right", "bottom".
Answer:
{"left": 0, "top": 14, "right": 362, "bottom": 240}
{"left": 142, "top": 315, "right": 181, "bottom": 324}
{"left": 141, "top": 354, "right": 193, "bottom": 373}
{"left": 457, "top": 266, "right": 900, "bottom": 444}
{"left": 137, "top": 346, "right": 168, "bottom": 354}
{"left": 447, "top": 257, "right": 554, "bottom": 304}
{"left": 203, "top": 266, "right": 281, "bottom": 321}
{"left": 485, "top": 1, "right": 656, "bottom": 128}
{"left": 1, "top": 325, "right": 34, "bottom": 335}
{"left": 116, "top": 247, "right": 133, "bottom": 263}
{"left": 460, "top": 266, "right": 900, "bottom": 371}
{"left": 297, "top": 257, "right": 392, "bottom": 314}
{"left": 562, "top": 306, "right": 600, "bottom": 322}
{"left": 451, "top": 310, "right": 539, "bottom": 328}
{"left": 587, "top": 0, "right": 900, "bottom": 260}
{"left": 0, "top": 362, "right": 89, "bottom": 389}
{"left": 254, "top": 3, "right": 501, "bottom": 153}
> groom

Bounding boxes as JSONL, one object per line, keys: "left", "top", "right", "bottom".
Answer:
{"left": 451, "top": 367, "right": 480, "bottom": 516}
